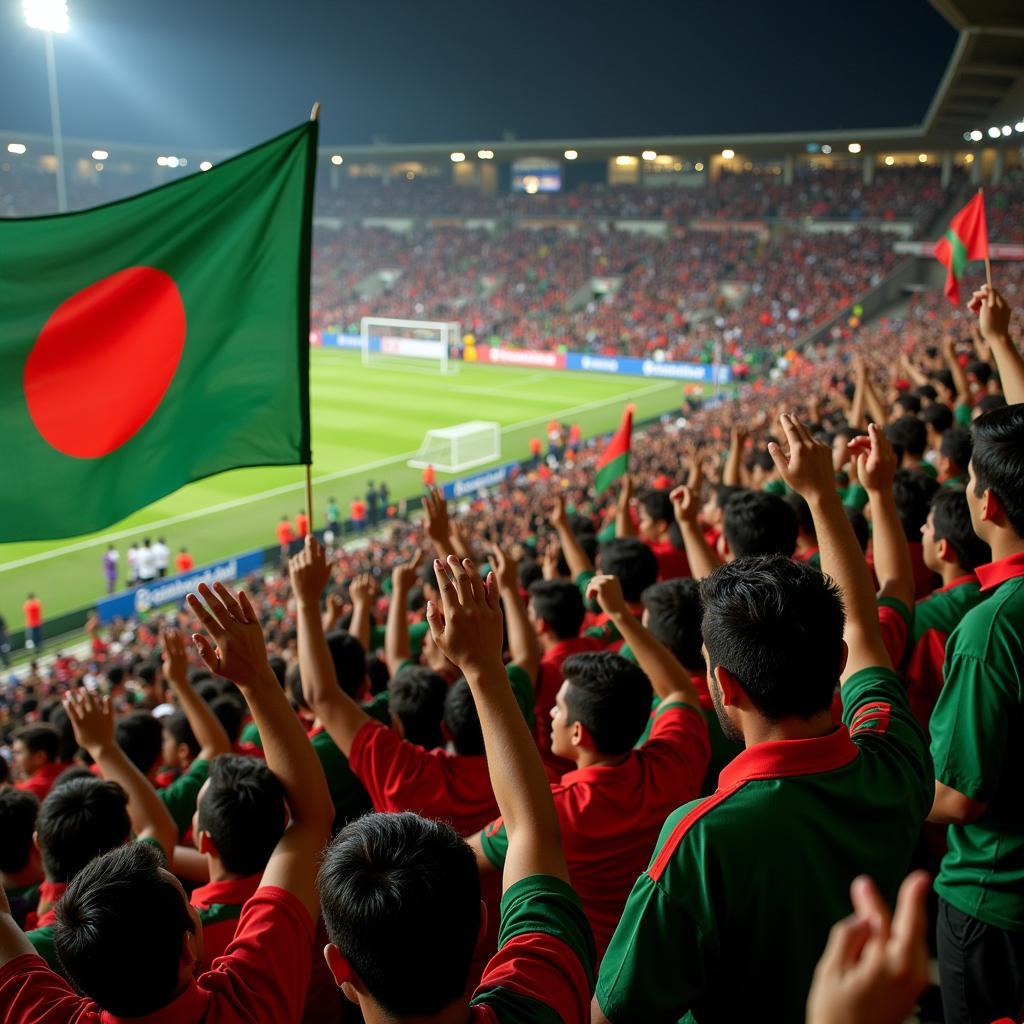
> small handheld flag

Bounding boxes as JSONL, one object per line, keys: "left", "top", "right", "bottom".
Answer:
{"left": 595, "top": 405, "right": 634, "bottom": 495}
{"left": 933, "top": 190, "right": 989, "bottom": 306}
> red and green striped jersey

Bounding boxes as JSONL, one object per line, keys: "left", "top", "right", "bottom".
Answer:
{"left": 595, "top": 666, "right": 931, "bottom": 1024}
{"left": 930, "top": 552, "right": 1024, "bottom": 930}
{"left": 191, "top": 874, "right": 261, "bottom": 972}
{"left": 469, "top": 875, "right": 595, "bottom": 1023}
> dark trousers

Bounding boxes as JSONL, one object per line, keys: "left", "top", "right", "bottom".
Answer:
{"left": 937, "top": 897, "right": 1024, "bottom": 1024}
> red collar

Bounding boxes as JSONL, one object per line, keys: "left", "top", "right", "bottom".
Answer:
{"left": 560, "top": 752, "right": 637, "bottom": 786}
{"left": 100, "top": 979, "right": 209, "bottom": 1024}
{"left": 190, "top": 873, "right": 260, "bottom": 908}
{"left": 937, "top": 573, "right": 979, "bottom": 593}
{"left": 718, "top": 726, "right": 859, "bottom": 790}
{"left": 34, "top": 880, "right": 68, "bottom": 928}
{"left": 29, "top": 761, "right": 67, "bottom": 785}
{"left": 542, "top": 636, "right": 603, "bottom": 664}
{"left": 976, "top": 552, "right": 1024, "bottom": 593}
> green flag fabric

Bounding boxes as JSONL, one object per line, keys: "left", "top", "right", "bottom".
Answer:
{"left": 594, "top": 404, "right": 633, "bottom": 495}
{"left": 0, "top": 121, "right": 317, "bottom": 542}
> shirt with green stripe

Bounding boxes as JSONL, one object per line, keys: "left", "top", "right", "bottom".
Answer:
{"left": 158, "top": 758, "right": 210, "bottom": 840}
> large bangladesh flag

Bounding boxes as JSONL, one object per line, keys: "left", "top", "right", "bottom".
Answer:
{"left": 933, "top": 190, "right": 988, "bottom": 306}
{"left": 0, "top": 121, "right": 317, "bottom": 542}
{"left": 595, "top": 404, "right": 633, "bottom": 495}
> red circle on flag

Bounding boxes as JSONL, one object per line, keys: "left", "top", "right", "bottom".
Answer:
{"left": 23, "top": 267, "right": 186, "bottom": 459}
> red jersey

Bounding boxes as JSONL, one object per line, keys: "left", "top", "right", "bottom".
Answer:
{"left": 176, "top": 552, "right": 194, "bottom": 573}
{"left": 350, "top": 500, "right": 366, "bottom": 521}
{"left": 275, "top": 521, "right": 294, "bottom": 546}
{"left": 295, "top": 513, "right": 309, "bottom": 537}
{"left": 536, "top": 637, "right": 604, "bottom": 772}
{"left": 23, "top": 599, "right": 41, "bottom": 628}
{"left": 16, "top": 762, "right": 66, "bottom": 804}
{"left": 644, "top": 538, "right": 690, "bottom": 581}
{"left": 192, "top": 875, "right": 261, "bottom": 972}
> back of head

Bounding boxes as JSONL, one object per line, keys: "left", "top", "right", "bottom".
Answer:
{"left": 971, "top": 404, "right": 1024, "bottom": 537}
{"left": 528, "top": 579, "right": 585, "bottom": 639}
{"left": 15, "top": 723, "right": 61, "bottom": 764}
{"left": 162, "top": 710, "right": 200, "bottom": 761}
{"left": 37, "top": 777, "right": 130, "bottom": 883}
{"left": 55, "top": 842, "right": 193, "bottom": 1017}
{"left": 940, "top": 426, "right": 973, "bottom": 475}
{"left": 561, "top": 651, "right": 653, "bottom": 755}
{"left": 723, "top": 490, "right": 798, "bottom": 558}
{"left": 886, "top": 416, "right": 927, "bottom": 459}
{"left": 892, "top": 469, "right": 940, "bottom": 542}
{"left": 783, "top": 491, "right": 815, "bottom": 537}
{"left": 922, "top": 403, "right": 953, "bottom": 434}
{"left": 641, "top": 579, "right": 704, "bottom": 671}
{"left": 895, "top": 392, "right": 922, "bottom": 416}
{"left": 976, "top": 393, "right": 1007, "bottom": 417}
{"left": 0, "top": 786, "right": 39, "bottom": 873}
{"left": 318, "top": 812, "right": 480, "bottom": 1018}
{"left": 931, "top": 487, "right": 991, "bottom": 572}
{"left": 388, "top": 667, "right": 447, "bottom": 749}
{"left": 700, "top": 555, "right": 845, "bottom": 720}
{"left": 326, "top": 630, "right": 367, "bottom": 698}
{"left": 443, "top": 679, "right": 483, "bottom": 756}
{"left": 210, "top": 696, "right": 244, "bottom": 743}
{"left": 597, "top": 537, "right": 658, "bottom": 602}
{"left": 845, "top": 506, "right": 870, "bottom": 553}
{"left": 116, "top": 712, "right": 163, "bottom": 775}
{"left": 640, "top": 489, "right": 674, "bottom": 527}
{"left": 197, "top": 755, "right": 285, "bottom": 876}
{"left": 42, "top": 705, "right": 79, "bottom": 763}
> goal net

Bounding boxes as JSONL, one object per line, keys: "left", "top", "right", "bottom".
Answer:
{"left": 408, "top": 421, "right": 501, "bottom": 474}
{"left": 361, "top": 317, "right": 460, "bottom": 375}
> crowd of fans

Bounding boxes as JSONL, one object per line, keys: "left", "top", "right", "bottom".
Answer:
{"left": 2, "top": 268, "right": 1023, "bottom": 1023}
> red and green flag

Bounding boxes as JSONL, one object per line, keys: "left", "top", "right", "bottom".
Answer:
{"left": 933, "top": 191, "right": 989, "bottom": 305}
{"left": 595, "top": 404, "right": 633, "bottom": 495}
{"left": 0, "top": 121, "right": 317, "bottom": 541}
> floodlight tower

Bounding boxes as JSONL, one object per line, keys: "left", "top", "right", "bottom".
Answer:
{"left": 23, "top": 0, "right": 70, "bottom": 213}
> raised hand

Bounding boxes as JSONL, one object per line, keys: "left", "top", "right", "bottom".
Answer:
{"left": 767, "top": 413, "right": 835, "bottom": 504}
{"left": 617, "top": 473, "right": 634, "bottom": 512}
{"left": 289, "top": 534, "right": 331, "bottom": 607}
{"left": 391, "top": 548, "right": 425, "bottom": 592}
{"left": 489, "top": 543, "right": 519, "bottom": 592}
{"left": 542, "top": 540, "right": 562, "bottom": 580}
{"left": 426, "top": 556, "right": 504, "bottom": 679}
{"left": 187, "top": 582, "right": 270, "bottom": 687}
{"left": 968, "top": 284, "right": 1012, "bottom": 342}
{"left": 586, "top": 573, "right": 629, "bottom": 619}
{"left": 349, "top": 572, "right": 380, "bottom": 605}
{"left": 161, "top": 627, "right": 189, "bottom": 686}
{"left": 422, "top": 487, "right": 451, "bottom": 546}
{"left": 549, "top": 491, "right": 569, "bottom": 530}
{"left": 669, "top": 484, "right": 700, "bottom": 525}
{"left": 847, "top": 422, "right": 897, "bottom": 495}
{"left": 64, "top": 688, "right": 115, "bottom": 756}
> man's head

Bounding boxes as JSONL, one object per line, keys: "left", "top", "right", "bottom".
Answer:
{"left": 194, "top": 755, "right": 286, "bottom": 876}
{"left": 0, "top": 786, "right": 40, "bottom": 877}
{"left": 55, "top": 842, "right": 200, "bottom": 1018}
{"left": 721, "top": 491, "right": 798, "bottom": 560}
{"left": 319, "top": 812, "right": 481, "bottom": 1018}
{"left": 35, "top": 776, "right": 131, "bottom": 883}
{"left": 892, "top": 469, "right": 940, "bottom": 543}
{"left": 637, "top": 489, "right": 674, "bottom": 542}
{"left": 551, "top": 652, "right": 652, "bottom": 760}
{"left": 702, "top": 483, "right": 742, "bottom": 529}
{"left": 442, "top": 679, "right": 485, "bottom": 756}
{"left": 326, "top": 630, "right": 368, "bottom": 698}
{"left": 922, "top": 403, "right": 953, "bottom": 449}
{"left": 641, "top": 579, "right": 704, "bottom": 672}
{"left": 894, "top": 392, "right": 921, "bottom": 418}
{"left": 527, "top": 579, "right": 585, "bottom": 642}
{"left": 886, "top": 416, "right": 927, "bottom": 462}
{"left": 968, "top": 404, "right": 1024, "bottom": 543}
{"left": 388, "top": 667, "right": 447, "bottom": 749}
{"left": 12, "top": 723, "right": 61, "bottom": 779}
{"left": 938, "top": 426, "right": 973, "bottom": 482}
{"left": 161, "top": 711, "right": 199, "bottom": 771}
{"left": 700, "top": 556, "right": 846, "bottom": 743}
{"left": 595, "top": 538, "right": 658, "bottom": 603}
{"left": 116, "top": 712, "right": 164, "bottom": 779}
{"left": 922, "top": 488, "right": 991, "bottom": 575}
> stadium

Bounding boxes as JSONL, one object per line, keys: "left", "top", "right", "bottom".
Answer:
{"left": 0, "top": 1, "right": 1023, "bottom": 1022}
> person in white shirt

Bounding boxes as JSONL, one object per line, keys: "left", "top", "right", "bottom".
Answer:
{"left": 126, "top": 545, "right": 139, "bottom": 587}
{"left": 136, "top": 539, "right": 157, "bottom": 583}
{"left": 152, "top": 537, "right": 171, "bottom": 578}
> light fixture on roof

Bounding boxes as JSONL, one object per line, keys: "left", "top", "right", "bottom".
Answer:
{"left": 721, "top": 148, "right": 735, "bottom": 160}
{"left": 7, "top": 142, "right": 27, "bottom": 155}
{"left": 563, "top": 149, "right": 578, "bottom": 160}
{"left": 166, "top": 156, "right": 180, "bottom": 168}
{"left": 23, "top": 0, "right": 69, "bottom": 33}
{"left": 156, "top": 155, "right": 168, "bottom": 166}
{"left": 988, "top": 126, "right": 1001, "bottom": 138}
{"left": 641, "top": 149, "right": 657, "bottom": 161}
{"left": 1016, "top": 121, "right": 1024, "bottom": 133}
{"left": 848, "top": 142, "right": 862, "bottom": 154}
{"left": 821, "top": 144, "right": 832, "bottom": 154}
{"left": 964, "top": 153, "right": 974, "bottom": 163}
{"left": 694, "top": 161, "right": 704, "bottom": 172}
{"left": 450, "top": 152, "right": 465, "bottom": 162}
{"left": 477, "top": 149, "right": 494, "bottom": 160}
{"left": 91, "top": 149, "right": 108, "bottom": 160}
{"left": 199, "top": 160, "right": 213, "bottom": 171}
{"left": 1002, "top": 125, "right": 1012, "bottom": 136}
{"left": 969, "top": 130, "right": 983, "bottom": 142}
{"left": 614, "top": 155, "right": 636, "bottom": 166}
{"left": 884, "top": 155, "right": 895, "bottom": 166}
{"left": 918, "top": 153, "right": 927, "bottom": 163}
{"left": 330, "top": 154, "right": 343, "bottom": 165}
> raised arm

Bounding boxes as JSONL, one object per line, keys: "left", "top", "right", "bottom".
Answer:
{"left": 348, "top": 573, "right": 378, "bottom": 655}
{"left": 429, "top": 556, "right": 567, "bottom": 889}
{"left": 423, "top": 488, "right": 456, "bottom": 562}
{"left": 64, "top": 689, "right": 177, "bottom": 859}
{"left": 768, "top": 414, "right": 891, "bottom": 679}
{"left": 970, "top": 284, "right": 1024, "bottom": 405}
{"left": 161, "top": 628, "right": 231, "bottom": 762}
{"left": 550, "top": 493, "right": 594, "bottom": 579}
{"left": 491, "top": 543, "right": 540, "bottom": 681}
{"left": 670, "top": 485, "right": 723, "bottom": 580}
{"left": 614, "top": 475, "right": 638, "bottom": 538}
{"left": 863, "top": 371, "right": 889, "bottom": 427}
{"left": 188, "top": 581, "right": 333, "bottom": 919}
{"left": 941, "top": 335, "right": 972, "bottom": 409}
{"left": 723, "top": 425, "right": 748, "bottom": 488}
{"left": 587, "top": 574, "right": 700, "bottom": 710}
{"left": 849, "top": 356, "right": 868, "bottom": 430}
{"left": 385, "top": 550, "right": 423, "bottom": 675}
{"left": 290, "top": 536, "right": 372, "bottom": 758}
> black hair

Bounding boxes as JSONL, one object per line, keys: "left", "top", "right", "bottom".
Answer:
{"left": 976, "top": 393, "right": 1007, "bottom": 416}
{"left": 441, "top": 679, "right": 483, "bottom": 756}
{"left": 162, "top": 710, "right": 200, "bottom": 761}
{"left": 931, "top": 488, "right": 991, "bottom": 572}
{"left": 845, "top": 506, "right": 870, "bottom": 553}
{"left": 43, "top": 705, "right": 79, "bottom": 763}
{"left": 115, "top": 712, "right": 164, "bottom": 775}
{"left": 136, "top": 663, "right": 158, "bottom": 688}
{"left": 55, "top": 842, "right": 193, "bottom": 1018}
{"left": 640, "top": 489, "right": 674, "bottom": 526}
{"left": 13, "top": 723, "right": 61, "bottom": 762}
{"left": 195, "top": 680, "right": 220, "bottom": 705}
{"left": 596, "top": 538, "right": 658, "bottom": 602}
{"left": 700, "top": 555, "right": 845, "bottom": 720}
{"left": 528, "top": 579, "right": 585, "bottom": 640}
{"left": 318, "top": 812, "right": 480, "bottom": 1018}
{"left": 287, "top": 662, "right": 307, "bottom": 712}
{"left": 723, "top": 490, "right": 798, "bottom": 558}
{"left": 972, "top": 404, "right": 1024, "bottom": 537}
{"left": 966, "top": 359, "right": 993, "bottom": 385}
{"left": 209, "top": 696, "right": 244, "bottom": 743}
{"left": 388, "top": 667, "right": 447, "bottom": 749}
{"left": 517, "top": 558, "right": 544, "bottom": 592}
{"left": 641, "top": 579, "right": 704, "bottom": 671}
{"left": 561, "top": 651, "right": 653, "bottom": 755}
{"left": 196, "top": 755, "right": 285, "bottom": 876}
{"left": 915, "top": 384, "right": 938, "bottom": 402}
{"left": 933, "top": 368, "right": 954, "bottom": 393}
{"left": 940, "top": 426, "right": 973, "bottom": 475}
{"left": 0, "top": 786, "right": 39, "bottom": 873}
{"left": 366, "top": 655, "right": 391, "bottom": 696}
{"left": 895, "top": 392, "right": 922, "bottom": 416}
{"left": 783, "top": 491, "right": 815, "bottom": 536}
{"left": 106, "top": 666, "right": 125, "bottom": 688}
{"left": 36, "top": 777, "right": 130, "bottom": 883}
{"left": 892, "top": 469, "right": 940, "bottom": 542}
{"left": 267, "top": 655, "right": 287, "bottom": 689}
{"left": 921, "top": 403, "right": 953, "bottom": 434}
{"left": 886, "top": 416, "right": 927, "bottom": 459}
{"left": 326, "top": 630, "right": 367, "bottom": 698}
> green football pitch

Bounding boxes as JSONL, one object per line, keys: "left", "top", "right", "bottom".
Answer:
{"left": 0, "top": 348, "right": 698, "bottom": 621}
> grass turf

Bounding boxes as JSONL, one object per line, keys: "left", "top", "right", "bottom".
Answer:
{"left": 0, "top": 348, "right": 699, "bottom": 621}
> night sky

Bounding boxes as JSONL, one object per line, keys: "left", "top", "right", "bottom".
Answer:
{"left": 1, "top": 0, "right": 957, "bottom": 150}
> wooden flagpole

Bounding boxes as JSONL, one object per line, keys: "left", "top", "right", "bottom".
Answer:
{"left": 305, "top": 101, "right": 320, "bottom": 532}
{"left": 978, "top": 186, "right": 993, "bottom": 292}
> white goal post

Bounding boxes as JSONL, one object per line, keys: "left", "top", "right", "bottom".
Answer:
{"left": 408, "top": 421, "right": 502, "bottom": 474}
{"left": 360, "top": 317, "right": 460, "bottom": 375}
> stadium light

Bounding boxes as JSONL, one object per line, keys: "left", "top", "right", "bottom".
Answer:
{"left": 642, "top": 149, "right": 657, "bottom": 161}
{"left": 847, "top": 142, "right": 862, "bottom": 154}
{"left": 23, "top": 0, "right": 68, "bottom": 33}
{"left": 450, "top": 152, "right": 465, "bottom": 162}
{"left": 694, "top": 161, "right": 704, "bottom": 172}
{"left": 884, "top": 155, "right": 895, "bottom": 166}
{"left": 821, "top": 144, "right": 832, "bottom": 154}
{"left": 7, "top": 142, "right": 27, "bottom": 155}
{"left": 91, "top": 148, "right": 107, "bottom": 160}
{"left": 166, "top": 156, "right": 180, "bottom": 168}
{"left": 199, "top": 160, "right": 213, "bottom": 171}
{"left": 156, "top": 155, "right": 168, "bottom": 166}
{"left": 477, "top": 149, "right": 494, "bottom": 159}
{"left": 964, "top": 153, "right": 974, "bottom": 164}
{"left": 614, "top": 155, "right": 636, "bottom": 166}
{"left": 1002, "top": 125, "right": 1012, "bottom": 136}
{"left": 720, "top": 148, "right": 735, "bottom": 159}
{"left": 330, "top": 154, "right": 343, "bottom": 165}
{"left": 1016, "top": 121, "right": 1024, "bottom": 133}
{"left": 988, "top": 126, "right": 1001, "bottom": 138}
{"left": 563, "top": 149, "right": 578, "bottom": 160}
{"left": 918, "top": 153, "right": 927, "bottom": 163}
{"left": 970, "top": 130, "right": 983, "bottom": 142}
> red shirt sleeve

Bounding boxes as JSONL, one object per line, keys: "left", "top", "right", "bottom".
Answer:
{"left": 878, "top": 602, "right": 910, "bottom": 667}
{"left": 199, "top": 886, "right": 314, "bottom": 1024}
{"left": 642, "top": 703, "right": 711, "bottom": 797}
{"left": 349, "top": 720, "right": 441, "bottom": 814}
{"left": 0, "top": 954, "right": 95, "bottom": 1023}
